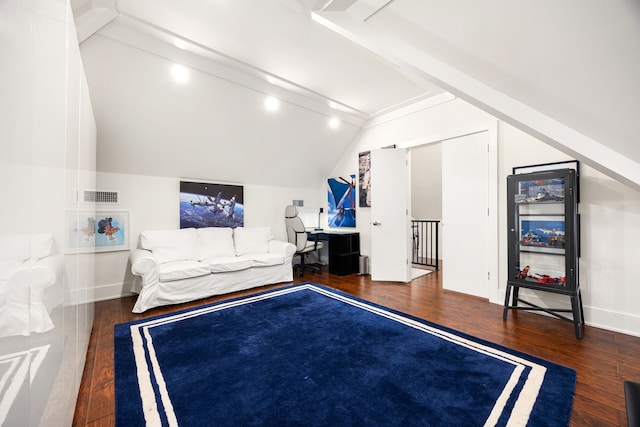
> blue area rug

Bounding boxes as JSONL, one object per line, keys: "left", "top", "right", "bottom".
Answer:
{"left": 115, "top": 283, "right": 576, "bottom": 426}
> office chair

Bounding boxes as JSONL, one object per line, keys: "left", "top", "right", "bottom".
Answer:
{"left": 626, "top": 380, "right": 640, "bottom": 427}
{"left": 284, "top": 205, "right": 324, "bottom": 276}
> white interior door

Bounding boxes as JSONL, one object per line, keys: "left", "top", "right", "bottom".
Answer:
{"left": 442, "top": 132, "right": 490, "bottom": 298}
{"left": 370, "top": 148, "right": 411, "bottom": 282}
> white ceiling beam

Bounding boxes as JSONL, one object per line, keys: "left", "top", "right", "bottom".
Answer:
{"left": 315, "top": 0, "right": 359, "bottom": 11}
{"left": 365, "top": 92, "right": 456, "bottom": 129}
{"left": 346, "top": 0, "right": 394, "bottom": 21}
{"left": 312, "top": 9, "right": 640, "bottom": 190}
{"left": 74, "top": 4, "right": 118, "bottom": 43}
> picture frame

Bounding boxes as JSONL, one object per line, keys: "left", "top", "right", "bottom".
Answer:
{"left": 518, "top": 215, "right": 565, "bottom": 254}
{"left": 512, "top": 160, "right": 579, "bottom": 203}
{"left": 515, "top": 177, "right": 566, "bottom": 204}
{"left": 66, "top": 210, "right": 130, "bottom": 253}
{"left": 179, "top": 180, "right": 244, "bottom": 228}
{"left": 327, "top": 175, "right": 356, "bottom": 227}
{"left": 358, "top": 151, "right": 371, "bottom": 208}
{"left": 512, "top": 160, "right": 579, "bottom": 175}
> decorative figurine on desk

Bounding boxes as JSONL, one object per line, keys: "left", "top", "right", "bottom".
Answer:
{"left": 315, "top": 207, "right": 324, "bottom": 231}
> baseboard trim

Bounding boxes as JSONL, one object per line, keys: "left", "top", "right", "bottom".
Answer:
{"left": 497, "top": 287, "right": 640, "bottom": 337}
{"left": 584, "top": 306, "right": 640, "bottom": 338}
{"left": 67, "top": 282, "right": 134, "bottom": 305}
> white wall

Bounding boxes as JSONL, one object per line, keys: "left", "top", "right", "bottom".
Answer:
{"left": 0, "top": 1, "right": 96, "bottom": 425}
{"left": 92, "top": 172, "right": 320, "bottom": 299}
{"left": 331, "top": 97, "right": 640, "bottom": 337}
{"left": 411, "top": 143, "right": 442, "bottom": 220}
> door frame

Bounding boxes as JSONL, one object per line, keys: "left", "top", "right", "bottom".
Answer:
{"left": 402, "top": 121, "right": 499, "bottom": 303}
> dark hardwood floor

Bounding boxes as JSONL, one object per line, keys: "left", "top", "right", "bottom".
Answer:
{"left": 73, "top": 267, "right": 639, "bottom": 426}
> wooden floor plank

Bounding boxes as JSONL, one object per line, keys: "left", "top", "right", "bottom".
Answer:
{"left": 73, "top": 268, "right": 639, "bottom": 426}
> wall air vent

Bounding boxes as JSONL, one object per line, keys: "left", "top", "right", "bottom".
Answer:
{"left": 83, "top": 190, "right": 119, "bottom": 204}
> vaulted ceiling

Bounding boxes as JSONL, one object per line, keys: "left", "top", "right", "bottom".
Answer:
{"left": 73, "top": 0, "right": 640, "bottom": 189}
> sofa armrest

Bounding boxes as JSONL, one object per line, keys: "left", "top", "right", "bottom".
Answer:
{"left": 130, "top": 249, "right": 159, "bottom": 287}
{"left": 268, "top": 240, "right": 296, "bottom": 259}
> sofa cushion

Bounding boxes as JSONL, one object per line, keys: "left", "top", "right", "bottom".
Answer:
{"left": 196, "top": 227, "right": 236, "bottom": 260}
{"left": 233, "top": 227, "right": 271, "bottom": 256}
{"left": 204, "top": 256, "right": 252, "bottom": 273}
{"left": 248, "top": 253, "right": 285, "bottom": 267}
{"left": 158, "top": 261, "right": 211, "bottom": 282}
{"left": 141, "top": 228, "right": 198, "bottom": 264}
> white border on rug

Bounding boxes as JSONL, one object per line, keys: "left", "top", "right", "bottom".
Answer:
{"left": 128, "top": 284, "right": 546, "bottom": 427}
{"left": 0, "top": 345, "right": 50, "bottom": 425}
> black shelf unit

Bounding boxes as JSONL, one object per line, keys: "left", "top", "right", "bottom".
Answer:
{"left": 328, "top": 233, "right": 360, "bottom": 276}
{"left": 503, "top": 168, "right": 584, "bottom": 338}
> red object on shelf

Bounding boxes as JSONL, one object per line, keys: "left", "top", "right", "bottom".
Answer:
{"left": 536, "top": 274, "right": 553, "bottom": 284}
{"left": 534, "top": 273, "right": 567, "bottom": 285}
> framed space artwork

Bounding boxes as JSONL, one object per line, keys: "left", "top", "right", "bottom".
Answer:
{"left": 327, "top": 175, "right": 356, "bottom": 227}
{"left": 179, "top": 181, "right": 244, "bottom": 228}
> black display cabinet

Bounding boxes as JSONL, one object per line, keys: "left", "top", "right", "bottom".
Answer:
{"left": 503, "top": 168, "right": 584, "bottom": 338}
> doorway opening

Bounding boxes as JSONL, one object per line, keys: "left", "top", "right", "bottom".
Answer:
{"left": 410, "top": 143, "right": 442, "bottom": 274}
{"left": 408, "top": 129, "right": 497, "bottom": 302}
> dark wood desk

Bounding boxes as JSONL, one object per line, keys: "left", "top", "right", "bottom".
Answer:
{"left": 308, "top": 230, "right": 360, "bottom": 276}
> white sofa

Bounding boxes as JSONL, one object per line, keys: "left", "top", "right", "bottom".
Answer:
{"left": 0, "top": 234, "right": 62, "bottom": 337}
{"left": 129, "top": 226, "right": 296, "bottom": 313}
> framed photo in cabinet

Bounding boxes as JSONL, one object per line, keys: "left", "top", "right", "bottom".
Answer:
{"left": 518, "top": 216, "right": 565, "bottom": 254}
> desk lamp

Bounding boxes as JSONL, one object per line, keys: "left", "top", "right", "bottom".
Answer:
{"left": 315, "top": 207, "right": 323, "bottom": 231}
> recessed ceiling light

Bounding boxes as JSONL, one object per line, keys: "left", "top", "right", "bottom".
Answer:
{"left": 329, "top": 117, "right": 340, "bottom": 129}
{"left": 174, "top": 40, "right": 188, "bottom": 50}
{"left": 171, "top": 64, "right": 190, "bottom": 83}
{"left": 264, "top": 96, "right": 280, "bottom": 112}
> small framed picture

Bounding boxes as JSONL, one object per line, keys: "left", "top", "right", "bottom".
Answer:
{"left": 66, "top": 211, "right": 130, "bottom": 253}
{"left": 358, "top": 151, "right": 371, "bottom": 208}
{"left": 518, "top": 215, "right": 565, "bottom": 255}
